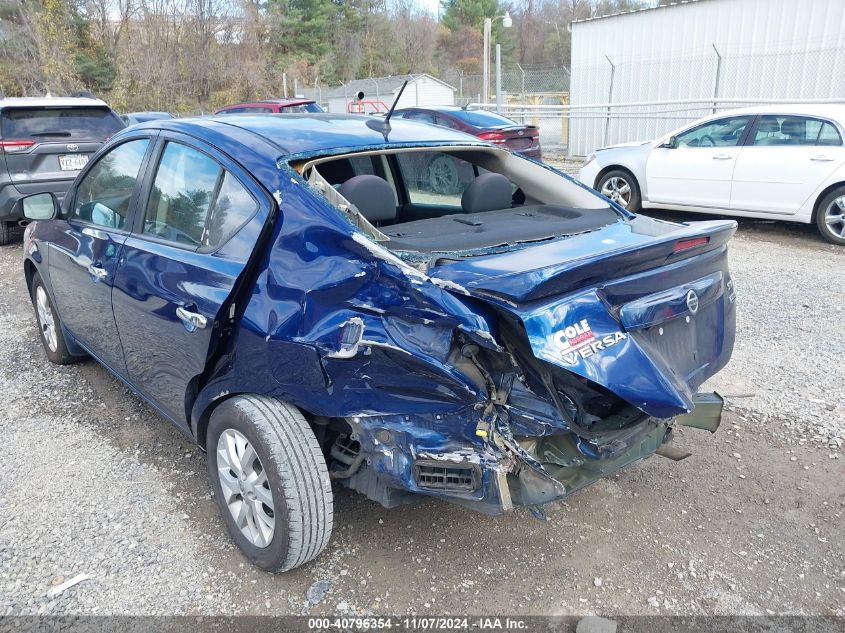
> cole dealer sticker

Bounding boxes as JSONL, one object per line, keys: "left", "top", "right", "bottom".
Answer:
{"left": 552, "top": 318, "right": 627, "bottom": 364}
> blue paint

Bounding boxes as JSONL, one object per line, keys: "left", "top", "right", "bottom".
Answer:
{"left": 23, "top": 115, "right": 737, "bottom": 514}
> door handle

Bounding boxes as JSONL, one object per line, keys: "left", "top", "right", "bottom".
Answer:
{"left": 87, "top": 263, "right": 107, "bottom": 281}
{"left": 810, "top": 155, "right": 835, "bottom": 162}
{"left": 176, "top": 306, "right": 208, "bottom": 331}
{"left": 712, "top": 154, "right": 733, "bottom": 160}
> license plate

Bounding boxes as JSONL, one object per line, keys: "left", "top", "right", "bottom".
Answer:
{"left": 58, "top": 154, "right": 88, "bottom": 171}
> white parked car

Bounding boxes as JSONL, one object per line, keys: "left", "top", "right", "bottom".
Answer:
{"left": 579, "top": 105, "right": 845, "bottom": 245}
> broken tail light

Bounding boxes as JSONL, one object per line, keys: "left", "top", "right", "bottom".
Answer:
{"left": 0, "top": 139, "right": 35, "bottom": 153}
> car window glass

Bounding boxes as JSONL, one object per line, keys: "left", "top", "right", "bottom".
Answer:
{"left": 144, "top": 142, "right": 222, "bottom": 247}
{"left": 752, "top": 116, "right": 840, "bottom": 146}
{"left": 70, "top": 138, "right": 150, "bottom": 229}
{"left": 817, "top": 121, "right": 842, "bottom": 146}
{"left": 675, "top": 116, "right": 751, "bottom": 148}
{"left": 203, "top": 172, "right": 258, "bottom": 248}
{"left": 396, "top": 151, "right": 478, "bottom": 206}
{"left": 2, "top": 106, "right": 124, "bottom": 140}
{"left": 434, "top": 116, "right": 457, "bottom": 129}
{"left": 406, "top": 112, "right": 436, "bottom": 124}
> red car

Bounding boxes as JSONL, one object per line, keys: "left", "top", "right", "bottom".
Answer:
{"left": 214, "top": 99, "right": 324, "bottom": 115}
{"left": 394, "top": 106, "right": 541, "bottom": 159}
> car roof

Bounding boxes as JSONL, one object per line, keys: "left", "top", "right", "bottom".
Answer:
{"left": 698, "top": 103, "right": 845, "bottom": 122}
{"left": 0, "top": 96, "right": 110, "bottom": 109}
{"left": 135, "top": 113, "right": 479, "bottom": 156}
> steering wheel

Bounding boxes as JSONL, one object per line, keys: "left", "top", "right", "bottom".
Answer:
{"left": 699, "top": 135, "right": 716, "bottom": 147}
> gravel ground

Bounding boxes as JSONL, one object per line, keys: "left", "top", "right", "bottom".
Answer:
{"left": 0, "top": 219, "right": 843, "bottom": 617}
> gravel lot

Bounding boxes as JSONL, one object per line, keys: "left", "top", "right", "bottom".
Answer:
{"left": 0, "top": 218, "right": 843, "bottom": 617}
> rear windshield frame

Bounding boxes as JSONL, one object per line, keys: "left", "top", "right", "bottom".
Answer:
{"left": 0, "top": 106, "right": 125, "bottom": 141}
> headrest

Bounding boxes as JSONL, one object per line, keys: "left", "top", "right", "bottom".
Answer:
{"left": 757, "top": 116, "right": 781, "bottom": 133}
{"left": 780, "top": 118, "right": 805, "bottom": 137}
{"left": 461, "top": 172, "right": 512, "bottom": 214}
{"left": 339, "top": 175, "right": 396, "bottom": 223}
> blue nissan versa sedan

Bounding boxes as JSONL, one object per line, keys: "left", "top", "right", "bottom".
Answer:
{"left": 20, "top": 113, "right": 736, "bottom": 572}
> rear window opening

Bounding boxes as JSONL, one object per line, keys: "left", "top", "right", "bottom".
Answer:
{"left": 1, "top": 107, "right": 124, "bottom": 141}
{"left": 297, "top": 146, "right": 622, "bottom": 260}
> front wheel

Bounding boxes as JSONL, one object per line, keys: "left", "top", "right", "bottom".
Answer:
{"left": 207, "top": 395, "right": 333, "bottom": 572}
{"left": 30, "top": 273, "right": 86, "bottom": 365}
{"left": 816, "top": 187, "right": 845, "bottom": 246}
{"left": 596, "top": 169, "right": 642, "bottom": 212}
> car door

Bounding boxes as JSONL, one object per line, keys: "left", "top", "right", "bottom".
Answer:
{"left": 46, "top": 136, "right": 154, "bottom": 374}
{"left": 111, "top": 134, "right": 269, "bottom": 428}
{"left": 645, "top": 115, "right": 753, "bottom": 209}
{"left": 730, "top": 115, "right": 845, "bottom": 215}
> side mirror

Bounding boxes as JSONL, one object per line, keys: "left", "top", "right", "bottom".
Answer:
{"left": 659, "top": 135, "right": 678, "bottom": 149}
{"left": 21, "top": 192, "right": 59, "bottom": 221}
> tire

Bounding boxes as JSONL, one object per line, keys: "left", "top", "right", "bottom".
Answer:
{"left": 30, "top": 273, "right": 85, "bottom": 365}
{"left": 0, "top": 221, "right": 23, "bottom": 246}
{"left": 815, "top": 186, "right": 845, "bottom": 246}
{"left": 596, "top": 169, "right": 642, "bottom": 212}
{"left": 428, "top": 155, "right": 461, "bottom": 195}
{"left": 206, "top": 395, "right": 333, "bottom": 572}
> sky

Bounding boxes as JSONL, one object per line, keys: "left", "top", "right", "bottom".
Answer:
{"left": 415, "top": 0, "right": 441, "bottom": 17}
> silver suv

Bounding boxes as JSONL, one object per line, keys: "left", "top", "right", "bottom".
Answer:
{"left": 0, "top": 96, "right": 125, "bottom": 245}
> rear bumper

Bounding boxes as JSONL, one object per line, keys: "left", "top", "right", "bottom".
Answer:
{"left": 341, "top": 390, "right": 724, "bottom": 515}
{"left": 516, "top": 146, "right": 542, "bottom": 160}
{"left": 0, "top": 179, "right": 73, "bottom": 221}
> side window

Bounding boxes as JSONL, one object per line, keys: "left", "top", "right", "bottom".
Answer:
{"left": 70, "top": 138, "right": 149, "bottom": 229}
{"left": 143, "top": 141, "right": 257, "bottom": 249}
{"left": 434, "top": 116, "right": 457, "bottom": 129}
{"left": 204, "top": 172, "right": 258, "bottom": 248}
{"left": 752, "top": 116, "right": 843, "bottom": 147}
{"left": 675, "top": 116, "right": 751, "bottom": 148}
{"left": 817, "top": 121, "right": 842, "bottom": 146}
{"left": 396, "top": 152, "right": 478, "bottom": 206}
{"left": 220, "top": 108, "right": 244, "bottom": 114}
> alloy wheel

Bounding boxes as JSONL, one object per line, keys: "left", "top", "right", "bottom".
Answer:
{"left": 600, "top": 176, "right": 632, "bottom": 208}
{"left": 35, "top": 286, "right": 58, "bottom": 353}
{"left": 428, "top": 156, "right": 460, "bottom": 194}
{"left": 824, "top": 195, "right": 845, "bottom": 240}
{"left": 216, "top": 428, "right": 276, "bottom": 548}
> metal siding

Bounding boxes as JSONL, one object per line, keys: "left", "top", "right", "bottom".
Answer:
{"left": 570, "top": 0, "right": 845, "bottom": 154}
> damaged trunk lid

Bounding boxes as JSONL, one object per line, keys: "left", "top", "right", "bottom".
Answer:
{"left": 427, "top": 217, "right": 737, "bottom": 419}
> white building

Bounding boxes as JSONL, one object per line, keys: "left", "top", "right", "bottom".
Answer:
{"left": 569, "top": 0, "right": 845, "bottom": 155}
{"left": 324, "top": 74, "right": 455, "bottom": 114}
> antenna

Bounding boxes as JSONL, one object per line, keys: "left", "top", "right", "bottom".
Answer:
{"left": 383, "top": 79, "right": 408, "bottom": 127}
{"left": 365, "top": 79, "right": 409, "bottom": 141}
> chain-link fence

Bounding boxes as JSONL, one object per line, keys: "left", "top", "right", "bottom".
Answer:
{"left": 564, "top": 45, "right": 845, "bottom": 155}
{"left": 440, "top": 66, "right": 570, "bottom": 105}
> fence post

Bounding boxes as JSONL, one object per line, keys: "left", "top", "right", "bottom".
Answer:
{"left": 604, "top": 55, "right": 615, "bottom": 147}
{"left": 711, "top": 43, "right": 722, "bottom": 114}
{"left": 495, "top": 44, "right": 503, "bottom": 113}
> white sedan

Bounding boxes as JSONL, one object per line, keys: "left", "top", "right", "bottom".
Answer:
{"left": 578, "top": 104, "right": 845, "bottom": 245}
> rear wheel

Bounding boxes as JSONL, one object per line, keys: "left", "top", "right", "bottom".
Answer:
{"left": 30, "top": 273, "right": 85, "bottom": 365}
{"left": 596, "top": 169, "right": 642, "bottom": 212}
{"left": 816, "top": 187, "right": 845, "bottom": 246}
{"left": 207, "top": 395, "right": 333, "bottom": 572}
